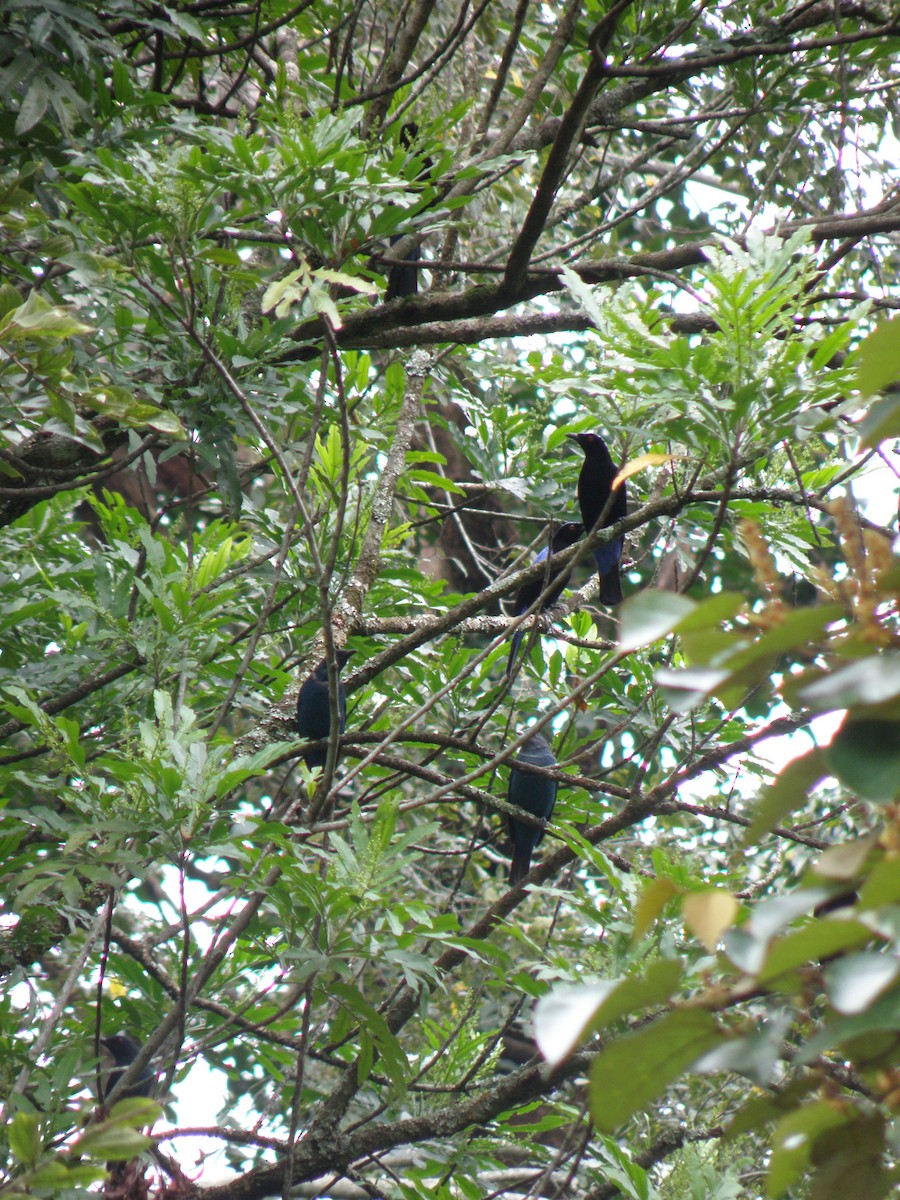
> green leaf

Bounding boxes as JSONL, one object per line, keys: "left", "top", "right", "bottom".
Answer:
{"left": 535, "top": 960, "right": 684, "bottom": 1068}
{"left": 213, "top": 742, "right": 296, "bottom": 800}
{"left": 9, "top": 1111, "right": 41, "bottom": 1166}
{"left": 823, "top": 953, "right": 900, "bottom": 1016}
{"left": 826, "top": 717, "right": 900, "bottom": 802}
{"left": 758, "top": 921, "right": 874, "bottom": 985}
{"left": 744, "top": 749, "right": 828, "bottom": 844}
{"left": 74, "top": 1126, "right": 152, "bottom": 1160}
{"left": 812, "top": 834, "right": 880, "bottom": 881}
{"left": 858, "top": 390, "right": 900, "bottom": 449}
{"left": 673, "top": 591, "right": 745, "bottom": 632}
{"left": 0, "top": 290, "right": 93, "bottom": 339}
{"left": 73, "top": 1099, "right": 160, "bottom": 1159}
{"left": 589, "top": 1009, "right": 724, "bottom": 1133}
{"left": 618, "top": 590, "right": 696, "bottom": 653}
{"left": 80, "top": 387, "right": 186, "bottom": 438}
{"left": 858, "top": 855, "right": 900, "bottom": 909}
{"left": 15, "top": 76, "right": 50, "bottom": 134}
{"left": 855, "top": 315, "right": 900, "bottom": 397}
{"left": 30, "top": 1162, "right": 106, "bottom": 1187}
{"left": 794, "top": 986, "right": 900, "bottom": 1064}
{"left": 799, "top": 654, "right": 900, "bottom": 711}
{"left": 654, "top": 666, "right": 731, "bottom": 713}
{"left": 768, "top": 1101, "right": 850, "bottom": 1198}
{"left": 330, "top": 982, "right": 409, "bottom": 1098}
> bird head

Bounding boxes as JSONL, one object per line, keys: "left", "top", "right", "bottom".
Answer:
{"left": 556, "top": 521, "right": 584, "bottom": 540}
{"left": 566, "top": 431, "right": 608, "bottom": 454}
{"left": 336, "top": 648, "right": 355, "bottom": 670}
{"left": 101, "top": 1033, "right": 141, "bottom": 1065}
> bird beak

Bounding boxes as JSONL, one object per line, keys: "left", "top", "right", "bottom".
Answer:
{"left": 564, "top": 433, "right": 580, "bottom": 443}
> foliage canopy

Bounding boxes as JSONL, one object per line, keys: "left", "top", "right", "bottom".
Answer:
{"left": 1, "top": 1, "right": 899, "bottom": 1198}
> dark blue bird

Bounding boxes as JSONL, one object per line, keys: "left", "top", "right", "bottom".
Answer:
{"left": 385, "top": 122, "right": 432, "bottom": 301}
{"left": 567, "top": 432, "right": 627, "bottom": 606}
{"left": 296, "top": 649, "right": 354, "bottom": 771}
{"left": 101, "top": 1033, "right": 154, "bottom": 1101}
{"left": 506, "top": 521, "right": 583, "bottom": 679}
{"left": 507, "top": 732, "right": 559, "bottom": 886}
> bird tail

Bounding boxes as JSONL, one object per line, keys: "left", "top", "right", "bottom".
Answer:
{"left": 509, "top": 848, "right": 531, "bottom": 886}
{"left": 598, "top": 565, "right": 623, "bottom": 605}
{"left": 386, "top": 238, "right": 421, "bottom": 300}
{"left": 593, "top": 541, "right": 624, "bottom": 605}
{"left": 505, "top": 629, "right": 524, "bottom": 679}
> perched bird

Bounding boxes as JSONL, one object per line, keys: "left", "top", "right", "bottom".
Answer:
{"left": 566, "top": 431, "right": 627, "bottom": 605}
{"left": 385, "top": 122, "right": 432, "bottom": 301}
{"left": 296, "top": 649, "right": 354, "bottom": 771}
{"left": 101, "top": 1033, "right": 154, "bottom": 1101}
{"left": 507, "top": 732, "right": 559, "bottom": 886}
{"left": 506, "top": 521, "right": 583, "bottom": 678}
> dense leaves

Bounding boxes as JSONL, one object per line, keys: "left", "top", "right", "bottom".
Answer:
{"left": 1, "top": 2, "right": 899, "bottom": 1199}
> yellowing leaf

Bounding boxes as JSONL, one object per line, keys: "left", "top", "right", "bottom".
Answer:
{"left": 612, "top": 452, "right": 675, "bottom": 489}
{"left": 683, "top": 889, "right": 739, "bottom": 951}
{"left": 813, "top": 835, "right": 879, "bottom": 881}
{"left": 633, "top": 875, "right": 681, "bottom": 941}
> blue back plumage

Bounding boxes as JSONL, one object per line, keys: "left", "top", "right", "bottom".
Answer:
{"left": 568, "top": 431, "right": 627, "bottom": 606}
{"left": 102, "top": 1033, "right": 154, "bottom": 1101}
{"left": 505, "top": 522, "right": 583, "bottom": 678}
{"left": 296, "top": 650, "right": 353, "bottom": 770}
{"left": 507, "top": 732, "right": 558, "bottom": 885}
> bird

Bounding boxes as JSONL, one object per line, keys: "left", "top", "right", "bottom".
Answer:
{"left": 101, "top": 1033, "right": 155, "bottom": 1102}
{"left": 506, "top": 521, "right": 583, "bottom": 678}
{"left": 385, "top": 122, "right": 432, "bottom": 301}
{"left": 296, "top": 649, "right": 354, "bottom": 771}
{"left": 507, "top": 732, "right": 559, "bottom": 886}
{"left": 566, "top": 431, "right": 627, "bottom": 605}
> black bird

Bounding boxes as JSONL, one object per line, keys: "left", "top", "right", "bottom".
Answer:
{"left": 296, "top": 649, "right": 354, "bottom": 771}
{"left": 567, "top": 432, "right": 627, "bottom": 606}
{"left": 507, "top": 732, "right": 558, "bottom": 886}
{"left": 506, "top": 521, "right": 583, "bottom": 678}
{"left": 101, "top": 1033, "right": 154, "bottom": 1101}
{"left": 385, "top": 122, "right": 432, "bottom": 301}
